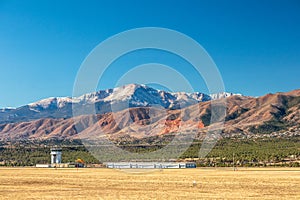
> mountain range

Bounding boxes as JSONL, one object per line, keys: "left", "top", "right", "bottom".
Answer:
{"left": 0, "top": 84, "right": 238, "bottom": 124}
{"left": 0, "top": 84, "right": 299, "bottom": 141}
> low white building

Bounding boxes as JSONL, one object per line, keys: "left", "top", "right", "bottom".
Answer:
{"left": 35, "top": 164, "right": 51, "bottom": 168}
{"left": 106, "top": 162, "right": 196, "bottom": 169}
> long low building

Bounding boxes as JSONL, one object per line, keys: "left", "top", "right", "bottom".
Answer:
{"left": 35, "top": 164, "right": 51, "bottom": 168}
{"left": 105, "top": 162, "right": 196, "bottom": 169}
{"left": 36, "top": 162, "right": 84, "bottom": 168}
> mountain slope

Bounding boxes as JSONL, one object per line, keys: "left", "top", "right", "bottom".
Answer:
{"left": 0, "top": 84, "right": 237, "bottom": 124}
{"left": 0, "top": 89, "right": 299, "bottom": 141}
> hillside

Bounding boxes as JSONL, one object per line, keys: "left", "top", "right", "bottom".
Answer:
{"left": 0, "top": 88, "right": 299, "bottom": 141}
{"left": 0, "top": 84, "right": 233, "bottom": 124}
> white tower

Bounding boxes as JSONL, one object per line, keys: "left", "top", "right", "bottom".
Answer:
{"left": 50, "top": 148, "right": 62, "bottom": 164}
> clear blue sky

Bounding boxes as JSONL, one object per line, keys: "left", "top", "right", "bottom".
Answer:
{"left": 0, "top": 0, "right": 299, "bottom": 107}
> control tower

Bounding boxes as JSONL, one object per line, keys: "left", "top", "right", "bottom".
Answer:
{"left": 50, "top": 148, "right": 62, "bottom": 164}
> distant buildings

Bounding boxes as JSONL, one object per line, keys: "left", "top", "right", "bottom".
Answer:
{"left": 50, "top": 148, "right": 62, "bottom": 165}
{"left": 36, "top": 147, "right": 85, "bottom": 168}
{"left": 106, "top": 162, "right": 196, "bottom": 169}
{"left": 36, "top": 148, "right": 196, "bottom": 169}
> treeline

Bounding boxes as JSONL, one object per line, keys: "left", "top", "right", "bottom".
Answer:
{"left": 0, "top": 145, "right": 99, "bottom": 166}
{"left": 0, "top": 137, "right": 299, "bottom": 167}
{"left": 182, "top": 137, "right": 300, "bottom": 167}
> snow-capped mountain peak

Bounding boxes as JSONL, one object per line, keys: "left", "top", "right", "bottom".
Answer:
{"left": 0, "top": 84, "right": 243, "bottom": 124}
{"left": 103, "top": 84, "right": 143, "bottom": 102}
{"left": 28, "top": 97, "right": 73, "bottom": 109}
{"left": 210, "top": 92, "right": 242, "bottom": 100}
{"left": 24, "top": 84, "right": 242, "bottom": 109}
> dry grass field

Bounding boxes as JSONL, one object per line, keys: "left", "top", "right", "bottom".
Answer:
{"left": 0, "top": 167, "right": 299, "bottom": 199}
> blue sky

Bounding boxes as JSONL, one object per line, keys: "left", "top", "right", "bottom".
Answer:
{"left": 0, "top": 0, "right": 299, "bottom": 107}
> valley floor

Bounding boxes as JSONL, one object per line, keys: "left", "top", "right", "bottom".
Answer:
{"left": 0, "top": 168, "right": 299, "bottom": 199}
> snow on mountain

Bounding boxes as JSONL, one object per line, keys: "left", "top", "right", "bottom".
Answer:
{"left": 76, "top": 89, "right": 113, "bottom": 104}
{"left": 172, "top": 92, "right": 211, "bottom": 102}
{"left": 28, "top": 97, "right": 74, "bottom": 109}
{"left": 103, "top": 84, "right": 140, "bottom": 102}
{"left": 27, "top": 84, "right": 240, "bottom": 111}
{"left": 0, "top": 84, "right": 242, "bottom": 124}
{"left": 210, "top": 92, "right": 242, "bottom": 100}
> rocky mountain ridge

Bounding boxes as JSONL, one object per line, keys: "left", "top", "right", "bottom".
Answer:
{"left": 0, "top": 87, "right": 299, "bottom": 141}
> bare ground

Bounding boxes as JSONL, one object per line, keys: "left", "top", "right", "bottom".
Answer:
{"left": 0, "top": 168, "right": 299, "bottom": 199}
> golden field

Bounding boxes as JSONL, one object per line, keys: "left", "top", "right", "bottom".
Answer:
{"left": 0, "top": 168, "right": 299, "bottom": 199}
